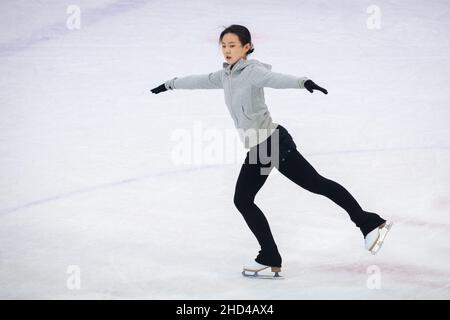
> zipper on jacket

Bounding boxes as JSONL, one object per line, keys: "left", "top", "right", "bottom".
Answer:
{"left": 229, "top": 67, "right": 238, "bottom": 125}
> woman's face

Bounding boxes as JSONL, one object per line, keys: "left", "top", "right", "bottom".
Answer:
{"left": 221, "top": 33, "right": 251, "bottom": 66}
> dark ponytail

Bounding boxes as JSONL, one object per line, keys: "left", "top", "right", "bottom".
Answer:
{"left": 219, "top": 24, "right": 254, "bottom": 56}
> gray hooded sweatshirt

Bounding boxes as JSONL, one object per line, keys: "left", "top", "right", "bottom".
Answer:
{"left": 164, "top": 58, "right": 309, "bottom": 149}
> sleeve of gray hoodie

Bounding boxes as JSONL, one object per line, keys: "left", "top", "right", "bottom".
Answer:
{"left": 164, "top": 69, "right": 223, "bottom": 90}
{"left": 249, "top": 65, "right": 309, "bottom": 89}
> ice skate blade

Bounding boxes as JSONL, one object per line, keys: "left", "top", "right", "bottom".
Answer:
{"left": 370, "top": 221, "right": 393, "bottom": 255}
{"left": 242, "top": 270, "right": 284, "bottom": 280}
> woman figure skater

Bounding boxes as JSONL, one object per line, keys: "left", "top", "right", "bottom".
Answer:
{"left": 151, "top": 25, "right": 393, "bottom": 278}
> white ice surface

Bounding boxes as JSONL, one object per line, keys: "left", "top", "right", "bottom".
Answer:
{"left": 0, "top": 0, "right": 449, "bottom": 299}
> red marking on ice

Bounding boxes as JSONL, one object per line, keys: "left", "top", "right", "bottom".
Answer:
{"left": 313, "top": 262, "right": 450, "bottom": 289}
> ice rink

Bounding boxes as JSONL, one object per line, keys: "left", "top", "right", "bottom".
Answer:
{"left": 0, "top": 0, "right": 449, "bottom": 299}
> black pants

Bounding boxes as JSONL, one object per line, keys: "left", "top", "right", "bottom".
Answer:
{"left": 233, "top": 125, "right": 385, "bottom": 268}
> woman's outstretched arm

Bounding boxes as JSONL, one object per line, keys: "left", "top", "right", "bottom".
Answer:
{"left": 249, "top": 65, "right": 327, "bottom": 94}
{"left": 151, "top": 69, "right": 223, "bottom": 94}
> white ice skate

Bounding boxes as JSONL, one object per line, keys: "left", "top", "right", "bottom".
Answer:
{"left": 365, "top": 220, "right": 393, "bottom": 255}
{"left": 242, "top": 261, "right": 283, "bottom": 279}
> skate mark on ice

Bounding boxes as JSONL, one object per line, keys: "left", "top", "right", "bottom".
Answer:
{"left": 0, "top": 0, "right": 152, "bottom": 57}
{"left": 2, "top": 146, "right": 449, "bottom": 217}
{"left": 0, "top": 164, "right": 226, "bottom": 216}
{"left": 309, "top": 145, "right": 450, "bottom": 157}
{"left": 383, "top": 213, "right": 450, "bottom": 232}
{"left": 397, "top": 219, "right": 450, "bottom": 231}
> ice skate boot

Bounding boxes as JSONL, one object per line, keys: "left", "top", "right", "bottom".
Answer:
{"left": 365, "top": 220, "right": 393, "bottom": 255}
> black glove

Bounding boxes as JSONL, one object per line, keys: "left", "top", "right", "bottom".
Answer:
{"left": 304, "top": 80, "right": 328, "bottom": 94}
{"left": 151, "top": 83, "right": 168, "bottom": 94}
